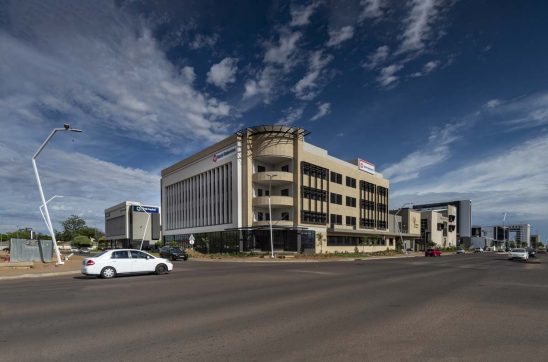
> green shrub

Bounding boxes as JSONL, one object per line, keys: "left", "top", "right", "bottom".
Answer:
{"left": 73, "top": 235, "right": 91, "bottom": 247}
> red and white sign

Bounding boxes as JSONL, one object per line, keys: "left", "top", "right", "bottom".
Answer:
{"left": 358, "top": 158, "right": 376, "bottom": 174}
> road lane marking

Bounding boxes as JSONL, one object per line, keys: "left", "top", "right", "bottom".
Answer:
{"left": 286, "top": 269, "right": 338, "bottom": 276}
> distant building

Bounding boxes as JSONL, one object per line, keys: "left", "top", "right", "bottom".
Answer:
{"left": 418, "top": 205, "right": 458, "bottom": 248}
{"left": 413, "top": 200, "right": 471, "bottom": 243}
{"left": 104, "top": 201, "right": 161, "bottom": 249}
{"left": 388, "top": 208, "right": 422, "bottom": 251}
{"left": 530, "top": 234, "right": 541, "bottom": 249}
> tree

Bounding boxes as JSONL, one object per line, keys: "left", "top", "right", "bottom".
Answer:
{"left": 60, "top": 215, "right": 87, "bottom": 241}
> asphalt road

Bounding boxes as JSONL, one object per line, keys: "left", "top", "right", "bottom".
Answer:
{"left": 1, "top": 253, "right": 547, "bottom": 361}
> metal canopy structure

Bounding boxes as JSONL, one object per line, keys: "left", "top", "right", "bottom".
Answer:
{"left": 236, "top": 124, "right": 310, "bottom": 138}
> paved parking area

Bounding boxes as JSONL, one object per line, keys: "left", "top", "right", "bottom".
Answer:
{"left": 1, "top": 253, "right": 547, "bottom": 361}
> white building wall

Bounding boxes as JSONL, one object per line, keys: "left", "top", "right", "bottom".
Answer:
{"left": 162, "top": 142, "right": 242, "bottom": 236}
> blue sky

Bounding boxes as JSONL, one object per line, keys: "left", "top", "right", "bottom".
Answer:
{"left": 1, "top": 0, "right": 547, "bottom": 240}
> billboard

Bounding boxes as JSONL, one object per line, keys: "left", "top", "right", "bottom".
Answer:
{"left": 358, "top": 158, "right": 375, "bottom": 174}
{"left": 132, "top": 205, "right": 159, "bottom": 214}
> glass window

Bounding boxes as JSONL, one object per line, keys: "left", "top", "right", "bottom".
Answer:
{"left": 281, "top": 212, "right": 289, "bottom": 220}
{"left": 111, "top": 251, "right": 129, "bottom": 259}
{"left": 258, "top": 189, "right": 263, "bottom": 197}
{"left": 130, "top": 250, "right": 148, "bottom": 259}
{"left": 281, "top": 189, "right": 289, "bottom": 196}
{"left": 257, "top": 165, "right": 266, "bottom": 172}
{"left": 281, "top": 165, "right": 289, "bottom": 172}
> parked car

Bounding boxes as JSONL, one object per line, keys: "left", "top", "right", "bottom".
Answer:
{"left": 425, "top": 248, "right": 442, "bottom": 257}
{"left": 473, "top": 247, "right": 484, "bottom": 253}
{"left": 81, "top": 249, "right": 173, "bottom": 278}
{"left": 159, "top": 246, "right": 188, "bottom": 261}
{"left": 526, "top": 247, "right": 536, "bottom": 258}
{"left": 456, "top": 248, "right": 465, "bottom": 254}
{"left": 508, "top": 248, "right": 529, "bottom": 261}
{"left": 70, "top": 247, "right": 79, "bottom": 253}
{"left": 80, "top": 247, "right": 91, "bottom": 254}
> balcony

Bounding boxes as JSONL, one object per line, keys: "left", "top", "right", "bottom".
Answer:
{"left": 252, "top": 196, "right": 294, "bottom": 207}
{"left": 252, "top": 171, "right": 293, "bottom": 185}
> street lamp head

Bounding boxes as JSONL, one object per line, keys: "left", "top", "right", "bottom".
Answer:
{"left": 63, "top": 123, "right": 83, "bottom": 132}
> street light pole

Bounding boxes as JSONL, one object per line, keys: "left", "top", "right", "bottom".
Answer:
{"left": 138, "top": 204, "right": 151, "bottom": 251}
{"left": 33, "top": 124, "right": 82, "bottom": 265}
{"left": 395, "top": 202, "right": 413, "bottom": 255}
{"left": 267, "top": 174, "right": 277, "bottom": 259}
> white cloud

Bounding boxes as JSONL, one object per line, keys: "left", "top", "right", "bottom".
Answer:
{"left": 310, "top": 102, "right": 331, "bottom": 121}
{"left": 398, "top": 0, "right": 444, "bottom": 54}
{"left": 181, "top": 66, "right": 196, "bottom": 84}
{"left": 391, "top": 134, "right": 548, "bottom": 232}
{"left": 411, "top": 59, "right": 440, "bottom": 77}
{"left": 264, "top": 30, "right": 302, "bottom": 69}
{"left": 242, "top": 66, "right": 278, "bottom": 102}
{"left": 363, "top": 45, "right": 390, "bottom": 69}
{"left": 279, "top": 105, "right": 306, "bottom": 124}
{"left": 290, "top": 1, "right": 321, "bottom": 27}
{"left": 487, "top": 92, "right": 548, "bottom": 130}
{"left": 326, "top": 25, "right": 355, "bottom": 47}
{"left": 485, "top": 99, "right": 501, "bottom": 109}
{"left": 293, "top": 50, "right": 333, "bottom": 100}
{"left": 0, "top": 1, "right": 234, "bottom": 232}
{"left": 381, "top": 122, "right": 465, "bottom": 183}
{"left": 376, "top": 63, "right": 403, "bottom": 87}
{"left": 359, "top": 0, "right": 385, "bottom": 21}
{"left": 189, "top": 33, "right": 219, "bottom": 49}
{"left": 206, "top": 57, "right": 239, "bottom": 90}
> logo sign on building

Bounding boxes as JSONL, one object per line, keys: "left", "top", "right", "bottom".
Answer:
{"left": 358, "top": 158, "right": 376, "bottom": 174}
{"left": 132, "top": 205, "right": 159, "bottom": 213}
{"left": 212, "top": 147, "right": 236, "bottom": 162}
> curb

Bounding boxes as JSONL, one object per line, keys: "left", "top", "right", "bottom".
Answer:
{"left": 0, "top": 270, "right": 80, "bottom": 281}
{"left": 188, "top": 254, "right": 419, "bottom": 263}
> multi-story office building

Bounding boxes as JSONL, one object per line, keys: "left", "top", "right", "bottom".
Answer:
{"left": 388, "top": 208, "right": 422, "bottom": 251}
{"left": 413, "top": 200, "right": 471, "bottom": 242}
{"left": 161, "top": 125, "right": 395, "bottom": 254}
{"left": 105, "top": 201, "right": 161, "bottom": 249}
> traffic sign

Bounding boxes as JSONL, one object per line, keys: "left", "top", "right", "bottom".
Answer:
{"left": 189, "top": 234, "right": 195, "bottom": 245}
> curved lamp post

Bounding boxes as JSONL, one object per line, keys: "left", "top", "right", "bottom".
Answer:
{"left": 395, "top": 202, "right": 414, "bottom": 255}
{"left": 33, "top": 124, "right": 82, "bottom": 265}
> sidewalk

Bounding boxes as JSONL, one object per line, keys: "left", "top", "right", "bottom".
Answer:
{"left": 0, "top": 252, "right": 424, "bottom": 280}
{"left": 0, "top": 253, "right": 83, "bottom": 281}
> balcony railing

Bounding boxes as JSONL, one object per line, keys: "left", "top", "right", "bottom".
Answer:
{"left": 252, "top": 195, "right": 294, "bottom": 207}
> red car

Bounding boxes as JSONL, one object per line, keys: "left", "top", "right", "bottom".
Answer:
{"left": 425, "top": 248, "right": 442, "bottom": 257}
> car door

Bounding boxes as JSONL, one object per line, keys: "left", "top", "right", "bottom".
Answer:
{"left": 109, "top": 250, "right": 132, "bottom": 273}
{"left": 130, "top": 250, "right": 155, "bottom": 273}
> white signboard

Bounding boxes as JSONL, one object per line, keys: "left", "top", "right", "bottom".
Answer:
{"left": 212, "top": 147, "right": 236, "bottom": 163}
{"left": 358, "top": 158, "right": 376, "bottom": 174}
{"left": 189, "top": 234, "right": 195, "bottom": 245}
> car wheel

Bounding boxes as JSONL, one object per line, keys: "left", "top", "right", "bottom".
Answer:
{"left": 171, "top": 255, "right": 177, "bottom": 261}
{"left": 155, "top": 263, "right": 168, "bottom": 275}
{"left": 100, "top": 266, "right": 116, "bottom": 279}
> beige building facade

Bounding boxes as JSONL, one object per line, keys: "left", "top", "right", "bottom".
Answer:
{"left": 161, "top": 125, "right": 395, "bottom": 254}
{"left": 419, "top": 205, "right": 457, "bottom": 248}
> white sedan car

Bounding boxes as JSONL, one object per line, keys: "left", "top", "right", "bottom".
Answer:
{"left": 508, "top": 248, "right": 529, "bottom": 261}
{"left": 81, "top": 249, "right": 173, "bottom": 278}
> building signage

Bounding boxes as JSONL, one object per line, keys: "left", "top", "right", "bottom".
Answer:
{"left": 212, "top": 147, "right": 236, "bottom": 162}
{"left": 358, "top": 158, "right": 376, "bottom": 174}
{"left": 132, "top": 205, "right": 159, "bottom": 213}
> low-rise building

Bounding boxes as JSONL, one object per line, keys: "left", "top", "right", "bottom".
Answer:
{"left": 104, "top": 201, "right": 161, "bottom": 249}
{"left": 418, "top": 205, "right": 457, "bottom": 248}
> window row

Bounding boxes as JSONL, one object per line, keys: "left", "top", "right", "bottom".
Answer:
{"left": 302, "top": 211, "right": 328, "bottom": 224}
{"left": 302, "top": 162, "right": 328, "bottom": 179}
{"left": 302, "top": 186, "right": 327, "bottom": 201}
